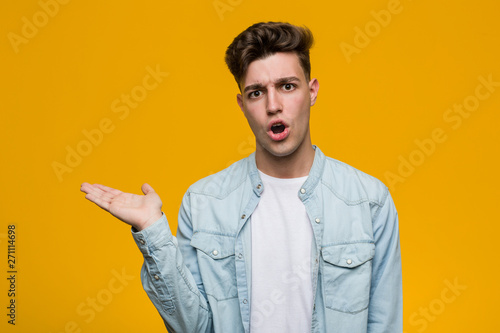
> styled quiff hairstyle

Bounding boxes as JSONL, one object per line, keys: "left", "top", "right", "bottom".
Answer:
{"left": 225, "top": 22, "right": 314, "bottom": 89}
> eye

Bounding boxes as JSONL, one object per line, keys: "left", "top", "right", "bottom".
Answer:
{"left": 283, "top": 83, "right": 295, "bottom": 91}
{"left": 249, "top": 90, "right": 261, "bottom": 98}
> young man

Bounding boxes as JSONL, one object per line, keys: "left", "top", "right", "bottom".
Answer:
{"left": 81, "top": 22, "right": 402, "bottom": 332}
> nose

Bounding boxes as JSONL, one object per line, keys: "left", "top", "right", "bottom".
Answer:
{"left": 266, "top": 88, "right": 282, "bottom": 115}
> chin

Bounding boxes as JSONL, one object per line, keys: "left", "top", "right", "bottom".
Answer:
{"left": 264, "top": 143, "right": 299, "bottom": 158}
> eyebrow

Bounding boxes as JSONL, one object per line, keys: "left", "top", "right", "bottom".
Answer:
{"left": 243, "top": 76, "right": 301, "bottom": 93}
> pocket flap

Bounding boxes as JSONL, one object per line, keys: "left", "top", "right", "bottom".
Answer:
{"left": 190, "top": 232, "right": 236, "bottom": 259}
{"left": 321, "top": 242, "right": 375, "bottom": 268}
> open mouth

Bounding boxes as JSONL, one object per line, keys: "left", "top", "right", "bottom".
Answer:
{"left": 271, "top": 123, "right": 286, "bottom": 134}
{"left": 267, "top": 120, "right": 289, "bottom": 141}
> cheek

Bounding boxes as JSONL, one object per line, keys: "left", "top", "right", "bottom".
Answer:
{"left": 288, "top": 95, "right": 310, "bottom": 118}
{"left": 244, "top": 108, "right": 264, "bottom": 130}
{"left": 288, "top": 91, "right": 309, "bottom": 106}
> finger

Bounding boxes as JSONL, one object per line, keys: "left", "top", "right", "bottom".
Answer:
{"left": 141, "top": 183, "right": 155, "bottom": 195}
{"left": 84, "top": 193, "right": 110, "bottom": 211}
{"left": 83, "top": 183, "right": 114, "bottom": 198}
{"left": 81, "top": 184, "right": 115, "bottom": 201}
{"left": 94, "top": 184, "right": 122, "bottom": 196}
{"left": 80, "top": 182, "right": 93, "bottom": 194}
{"left": 81, "top": 183, "right": 107, "bottom": 196}
{"left": 91, "top": 186, "right": 116, "bottom": 201}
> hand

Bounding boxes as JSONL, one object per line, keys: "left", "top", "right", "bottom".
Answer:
{"left": 80, "top": 182, "right": 163, "bottom": 231}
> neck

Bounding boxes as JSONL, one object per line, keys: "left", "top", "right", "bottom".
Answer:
{"left": 255, "top": 141, "right": 315, "bottom": 179}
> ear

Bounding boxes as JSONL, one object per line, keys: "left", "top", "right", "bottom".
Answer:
{"left": 309, "top": 78, "right": 319, "bottom": 106}
{"left": 237, "top": 93, "right": 245, "bottom": 112}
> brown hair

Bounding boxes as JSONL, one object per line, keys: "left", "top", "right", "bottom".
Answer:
{"left": 224, "top": 22, "right": 314, "bottom": 89}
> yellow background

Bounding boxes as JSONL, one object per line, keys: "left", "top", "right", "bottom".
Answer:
{"left": 1, "top": 0, "right": 499, "bottom": 332}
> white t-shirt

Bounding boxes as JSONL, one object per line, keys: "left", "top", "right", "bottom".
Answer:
{"left": 250, "top": 171, "right": 313, "bottom": 332}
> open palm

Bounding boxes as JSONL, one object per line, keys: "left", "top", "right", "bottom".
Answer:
{"left": 80, "top": 182, "right": 163, "bottom": 231}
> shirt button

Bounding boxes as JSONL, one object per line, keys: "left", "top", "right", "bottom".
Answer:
{"left": 212, "top": 250, "right": 219, "bottom": 256}
{"left": 315, "top": 218, "right": 321, "bottom": 224}
{"left": 154, "top": 274, "right": 160, "bottom": 280}
{"left": 346, "top": 259, "right": 352, "bottom": 265}
{"left": 139, "top": 239, "right": 145, "bottom": 245}
{"left": 241, "top": 214, "right": 246, "bottom": 219}
{"left": 300, "top": 188, "right": 306, "bottom": 194}
{"left": 315, "top": 258, "right": 318, "bottom": 263}
{"left": 257, "top": 184, "right": 262, "bottom": 189}
{"left": 238, "top": 253, "right": 243, "bottom": 259}
{"left": 242, "top": 299, "right": 248, "bottom": 304}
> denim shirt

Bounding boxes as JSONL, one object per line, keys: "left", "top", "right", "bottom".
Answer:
{"left": 131, "top": 146, "right": 402, "bottom": 333}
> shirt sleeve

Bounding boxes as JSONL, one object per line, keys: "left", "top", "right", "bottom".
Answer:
{"left": 131, "top": 192, "right": 213, "bottom": 333}
{"left": 368, "top": 189, "right": 403, "bottom": 333}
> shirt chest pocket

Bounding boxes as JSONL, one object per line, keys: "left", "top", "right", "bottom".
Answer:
{"left": 190, "top": 232, "right": 238, "bottom": 301}
{"left": 321, "top": 242, "right": 375, "bottom": 314}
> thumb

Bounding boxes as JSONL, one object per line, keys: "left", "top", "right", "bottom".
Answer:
{"left": 141, "top": 183, "right": 155, "bottom": 195}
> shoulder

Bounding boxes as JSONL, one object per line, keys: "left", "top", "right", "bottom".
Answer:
{"left": 321, "top": 155, "right": 389, "bottom": 207}
{"left": 186, "top": 155, "right": 252, "bottom": 199}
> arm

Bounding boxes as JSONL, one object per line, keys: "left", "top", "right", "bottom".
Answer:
{"left": 368, "top": 190, "right": 403, "bottom": 333}
{"left": 80, "top": 183, "right": 212, "bottom": 332}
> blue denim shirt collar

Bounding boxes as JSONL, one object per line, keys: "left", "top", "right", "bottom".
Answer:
{"left": 246, "top": 145, "right": 326, "bottom": 199}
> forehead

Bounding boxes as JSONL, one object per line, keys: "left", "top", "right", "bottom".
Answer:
{"left": 241, "top": 52, "right": 305, "bottom": 88}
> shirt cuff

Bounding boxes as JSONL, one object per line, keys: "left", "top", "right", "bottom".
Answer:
{"left": 130, "top": 213, "right": 173, "bottom": 255}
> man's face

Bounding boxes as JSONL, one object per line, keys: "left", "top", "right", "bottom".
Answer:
{"left": 237, "top": 52, "right": 319, "bottom": 161}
